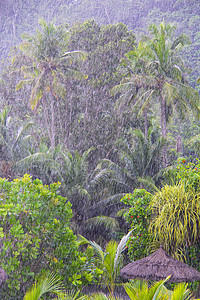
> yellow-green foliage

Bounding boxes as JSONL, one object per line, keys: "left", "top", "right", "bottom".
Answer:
{"left": 124, "top": 276, "right": 194, "bottom": 300}
{"left": 149, "top": 181, "right": 200, "bottom": 254}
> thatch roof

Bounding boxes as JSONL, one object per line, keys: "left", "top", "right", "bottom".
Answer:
{"left": 121, "top": 246, "right": 200, "bottom": 282}
{"left": 0, "top": 267, "right": 7, "bottom": 285}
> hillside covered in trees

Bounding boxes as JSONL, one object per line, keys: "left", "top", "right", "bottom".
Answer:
{"left": 0, "top": 1, "right": 200, "bottom": 299}
{"left": 1, "top": 0, "right": 200, "bottom": 89}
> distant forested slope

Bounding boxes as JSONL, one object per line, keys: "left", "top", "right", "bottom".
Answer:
{"left": 0, "top": 0, "right": 199, "bottom": 87}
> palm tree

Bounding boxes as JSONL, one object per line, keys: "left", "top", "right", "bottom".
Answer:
{"left": 15, "top": 142, "right": 61, "bottom": 183}
{"left": 96, "top": 125, "right": 165, "bottom": 194}
{"left": 111, "top": 41, "right": 155, "bottom": 140}
{"left": 78, "top": 231, "right": 132, "bottom": 297}
{"left": 117, "top": 22, "right": 200, "bottom": 165}
{"left": 83, "top": 126, "right": 165, "bottom": 238}
{"left": 16, "top": 145, "right": 126, "bottom": 238}
{"left": 57, "top": 148, "right": 114, "bottom": 223}
{"left": 117, "top": 127, "right": 165, "bottom": 181}
{"left": 16, "top": 19, "right": 86, "bottom": 148}
{"left": 146, "top": 22, "right": 199, "bottom": 151}
{"left": 0, "top": 106, "right": 35, "bottom": 178}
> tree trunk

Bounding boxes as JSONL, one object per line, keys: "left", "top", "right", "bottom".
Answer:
{"left": 160, "top": 93, "right": 167, "bottom": 166}
{"left": 42, "top": 97, "right": 52, "bottom": 146}
{"left": 144, "top": 108, "right": 148, "bottom": 141}
{"left": 50, "top": 88, "right": 56, "bottom": 148}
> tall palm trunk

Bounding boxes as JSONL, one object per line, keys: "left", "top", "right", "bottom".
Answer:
{"left": 160, "top": 92, "right": 167, "bottom": 166}
{"left": 50, "top": 88, "right": 56, "bottom": 148}
{"left": 43, "top": 97, "right": 53, "bottom": 146}
{"left": 144, "top": 108, "right": 148, "bottom": 141}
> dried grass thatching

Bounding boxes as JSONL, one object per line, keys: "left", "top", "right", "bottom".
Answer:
{"left": 120, "top": 246, "right": 200, "bottom": 282}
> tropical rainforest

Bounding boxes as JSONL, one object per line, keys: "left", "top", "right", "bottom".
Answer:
{"left": 0, "top": 0, "right": 200, "bottom": 299}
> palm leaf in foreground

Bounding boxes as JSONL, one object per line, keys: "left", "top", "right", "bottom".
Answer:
{"left": 124, "top": 276, "right": 170, "bottom": 300}
{"left": 171, "top": 282, "right": 192, "bottom": 300}
{"left": 23, "top": 272, "right": 64, "bottom": 300}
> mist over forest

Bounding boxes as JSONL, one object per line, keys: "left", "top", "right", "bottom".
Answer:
{"left": 0, "top": 1, "right": 200, "bottom": 299}
{"left": 1, "top": 0, "right": 200, "bottom": 87}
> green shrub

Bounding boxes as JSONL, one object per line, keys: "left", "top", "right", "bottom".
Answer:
{"left": 0, "top": 175, "right": 93, "bottom": 299}
{"left": 176, "top": 157, "right": 200, "bottom": 192}
{"left": 121, "top": 189, "right": 152, "bottom": 261}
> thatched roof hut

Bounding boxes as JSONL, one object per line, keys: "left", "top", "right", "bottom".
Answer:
{"left": 121, "top": 246, "right": 200, "bottom": 282}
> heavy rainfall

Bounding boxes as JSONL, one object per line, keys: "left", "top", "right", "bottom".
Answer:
{"left": 0, "top": 0, "right": 200, "bottom": 299}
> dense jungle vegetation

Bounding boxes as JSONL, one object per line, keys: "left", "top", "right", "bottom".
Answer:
{"left": 0, "top": 0, "right": 200, "bottom": 299}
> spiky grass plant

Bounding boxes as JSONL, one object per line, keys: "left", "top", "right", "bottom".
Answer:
{"left": 149, "top": 181, "right": 200, "bottom": 255}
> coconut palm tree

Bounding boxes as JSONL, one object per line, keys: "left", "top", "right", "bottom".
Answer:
{"left": 116, "top": 127, "right": 165, "bottom": 181}
{"left": 16, "top": 145, "right": 120, "bottom": 236}
{"left": 115, "top": 22, "right": 200, "bottom": 166}
{"left": 111, "top": 40, "right": 156, "bottom": 140}
{"left": 95, "top": 125, "right": 165, "bottom": 195}
{"left": 16, "top": 19, "right": 86, "bottom": 148}
{"left": 145, "top": 22, "right": 200, "bottom": 158}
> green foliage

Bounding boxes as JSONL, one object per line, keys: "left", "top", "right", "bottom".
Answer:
{"left": 122, "top": 21, "right": 200, "bottom": 165}
{"left": 88, "top": 293, "right": 122, "bottom": 300}
{"left": 121, "top": 189, "right": 152, "bottom": 260}
{"left": 24, "top": 272, "right": 90, "bottom": 299}
{"left": 124, "top": 276, "right": 194, "bottom": 300}
{"left": 0, "top": 175, "right": 93, "bottom": 299}
{"left": 23, "top": 272, "right": 64, "bottom": 300}
{"left": 0, "top": 5, "right": 200, "bottom": 274}
{"left": 149, "top": 178, "right": 200, "bottom": 256}
{"left": 176, "top": 158, "right": 200, "bottom": 192}
{"left": 78, "top": 231, "right": 132, "bottom": 297}
{"left": 116, "top": 126, "right": 166, "bottom": 181}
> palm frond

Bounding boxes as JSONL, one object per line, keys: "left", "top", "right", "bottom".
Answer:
{"left": 29, "top": 69, "right": 46, "bottom": 110}
{"left": 87, "top": 193, "right": 127, "bottom": 213}
{"left": 111, "top": 82, "right": 135, "bottom": 97}
{"left": 60, "top": 50, "right": 87, "bottom": 60}
{"left": 16, "top": 152, "right": 47, "bottom": 166}
{"left": 23, "top": 272, "right": 64, "bottom": 300}
{"left": 88, "top": 240, "right": 105, "bottom": 263}
{"left": 85, "top": 216, "right": 120, "bottom": 233}
{"left": 13, "top": 121, "right": 35, "bottom": 149}
{"left": 114, "top": 230, "right": 133, "bottom": 271}
{"left": 115, "top": 208, "right": 128, "bottom": 218}
{"left": 137, "top": 177, "right": 159, "bottom": 193}
{"left": 171, "top": 282, "right": 192, "bottom": 300}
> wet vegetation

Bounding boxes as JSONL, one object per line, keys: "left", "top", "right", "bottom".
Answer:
{"left": 0, "top": 0, "right": 200, "bottom": 299}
